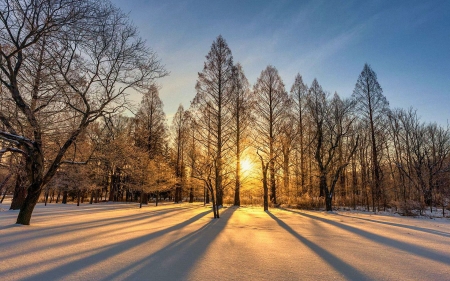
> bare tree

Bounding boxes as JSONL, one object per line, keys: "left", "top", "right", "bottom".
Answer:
{"left": 352, "top": 63, "right": 388, "bottom": 212}
{"left": 193, "top": 35, "right": 234, "bottom": 209}
{"left": 253, "top": 65, "right": 288, "bottom": 206}
{"left": 0, "top": 0, "right": 166, "bottom": 224}
{"left": 171, "top": 105, "right": 188, "bottom": 203}
{"left": 134, "top": 84, "right": 167, "bottom": 159}
{"left": 230, "top": 63, "right": 252, "bottom": 206}
{"left": 307, "top": 81, "right": 358, "bottom": 211}
{"left": 290, "top": 73, "right": 308, "bottom": 195}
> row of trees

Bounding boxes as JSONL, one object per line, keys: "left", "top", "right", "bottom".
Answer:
{"left": 1, "top": 8, "right": 449, "bottom": 224}
{"left": 178, "top": 36, "right": 450, "bottom": 216}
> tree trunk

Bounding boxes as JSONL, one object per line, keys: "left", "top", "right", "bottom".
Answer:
{"left": 209, "top": 186, "right": 219, "bottom": 218}
{"left": 10, "top": 174, "right": 26, "bottom": 210}
{"left": 263, "top": 173, "right": 269, "bottom": 211}
{"left": 49, "top": 190, "right": 54, "bottom": 203}
{"left": 234, "top": 157, "right": 241, "bottom": 206}
{"left": 0, "top": 187, "right": 8, "bottom": 203}
{"left": 0, "top": 174, "right": 12, "bottom": 203}
{"left": 16, "top": 181, "right": 42, "bottom": 225}
{"left": 269, "top": 158, "right": 276, "bottom": 205}
{"left": 62, "top": 190, "right": 68, "bottom": 204}
{"left": 77, "top": 190, "right": 81, "bottom": 206}
{"left": 206, "top": 188, "right": 210, "bottom": 204}
{"left": 142, "top": 192, "right": 148, "bottom": 205}
{"left": 44, "top": 190, "right": 49, "bottom": 206}
{"left": 56, "top": 191, "right": 61, "bottom": 203}
{"left": 216, "top": 186, "right": 223, "bottom": 206}
{"left": 325, "top": 193, "right": 332, "bottom": 211}
{"left": 189, "top": 187, "right": 194, "bottom": 203}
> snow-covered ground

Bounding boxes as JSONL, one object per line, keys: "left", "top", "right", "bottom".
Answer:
{"left": 1, "top": 201, "right": 449, "bottom": 281}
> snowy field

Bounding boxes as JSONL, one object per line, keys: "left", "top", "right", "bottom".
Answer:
{"left": 1, "top": 201, "right": 449, "bottom": 281}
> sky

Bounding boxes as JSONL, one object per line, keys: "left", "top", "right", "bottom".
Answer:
{"left": 111, "top": 0, "right": 450, "bottom": 125}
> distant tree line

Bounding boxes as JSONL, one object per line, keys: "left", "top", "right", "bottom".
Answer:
{"left": 1, "top": 10, "right": 449, "bottom": 226}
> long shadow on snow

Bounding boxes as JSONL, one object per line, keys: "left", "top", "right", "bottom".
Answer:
{"left": 267, "top": 211, "right": 371, "bottom": 281}
{"left": 21, "top": 208, "right": 213, "bottom": 281}
{"left": 0, "top": 207, "right": 191, "bottom": 247}
{"left": 0, "top": 208, "right": 194, "bottom": 262}
{"left": 336, "top": 213, "right": 450, "bottom": 238}
{"left": 0, "top": 204, "right": 203, "bottom": 235}
{"left": 100, "top": 207, "right": 237, "bottom": 281}
{"left": 283, "top": 209, "right": 450, "bottom": 265}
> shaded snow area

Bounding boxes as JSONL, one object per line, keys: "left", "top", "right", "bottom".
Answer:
{"left": 1, "top": 202, "right": 449, "bottom": 281}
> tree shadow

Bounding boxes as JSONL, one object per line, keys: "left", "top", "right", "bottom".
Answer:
{"left": 20, "top": 208, "right": 234, "bottom": 281}
{"left": 100, "top": 207, "right": 237, "bottom": 280}
{"left": 0, "top": 207, "right": 192, "bottom": 250}
{"left": 267, "top": 211, "right": 370, "bottom": 281}
{"left": 336, "top": 213, "right": 450, "bottom": 238}
{"left": 282, "top": 209, "right": 450, "bottom": 265}
{"left": 1, "top": 207, "right": 197, "bottom": 276}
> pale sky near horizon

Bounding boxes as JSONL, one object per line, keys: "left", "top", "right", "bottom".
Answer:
{"left": 111, "top": 0, "right": 450, "bottom": 126}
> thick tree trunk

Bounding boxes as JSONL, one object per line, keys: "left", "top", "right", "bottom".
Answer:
{"left": 16, "top": 181, "right": 42, "bottom": 225}
{"left": 216, "top": 185, "right": 223, "bottom": 206}
{"left": 10, "top": 174, "right": 26, "bottom": 210}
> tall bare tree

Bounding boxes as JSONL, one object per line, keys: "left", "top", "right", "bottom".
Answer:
{"left": 253, "top": 65, "right": 288, "bottom": 206}
{"left": 193, "top": 35, "right": 234, "bottom": 209}
{"left": 230, "top": 63, "right": 252, "bottom": 206}
{"left": 0, "top": 0, "right": 166, "bottom": 224}
{"left": 307, "top": 81, "right": 358, "bottom": 211}
{"left": 171, "top": 104, "right": 188, "bottom": 203}
{"left": 352, "top": 63, "right": 388, "bottom": 212}
{"left": 290, "top": 73, "right": 308, "bottom": 195}
{"left": 134, "top": 84, "right": 167, "bottom": 159}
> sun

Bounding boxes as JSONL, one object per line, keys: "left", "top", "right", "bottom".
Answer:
{"left": 240, "top": 158, "right": 253, "bottom": 174}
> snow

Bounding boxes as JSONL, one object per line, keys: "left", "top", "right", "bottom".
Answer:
{"left": 1, "top": 200, "right": 449, "bottom": 281}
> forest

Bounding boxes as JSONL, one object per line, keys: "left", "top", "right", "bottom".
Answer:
{"left": 1, "top": 0, "right": 450, "bottom": 226}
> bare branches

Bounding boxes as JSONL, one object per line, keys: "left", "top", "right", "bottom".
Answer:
{"left": 0, "top": 146, "right": 27, "bottom": 157}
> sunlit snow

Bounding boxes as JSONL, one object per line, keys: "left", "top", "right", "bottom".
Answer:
{"left": 1, "top": 201, "right": 449, "bottom": 281}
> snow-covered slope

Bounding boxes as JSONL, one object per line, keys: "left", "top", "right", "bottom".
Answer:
{"left": 1, "top": 202, "right": 449, "bottom": 280}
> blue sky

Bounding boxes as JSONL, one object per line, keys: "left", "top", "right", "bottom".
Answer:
{"left": 112, "top": 0, "right": 450, "bottom": 125}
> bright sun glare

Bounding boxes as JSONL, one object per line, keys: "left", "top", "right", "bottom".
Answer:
{"left": 240, "top": 159, "right": 253, "bottom": 173}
